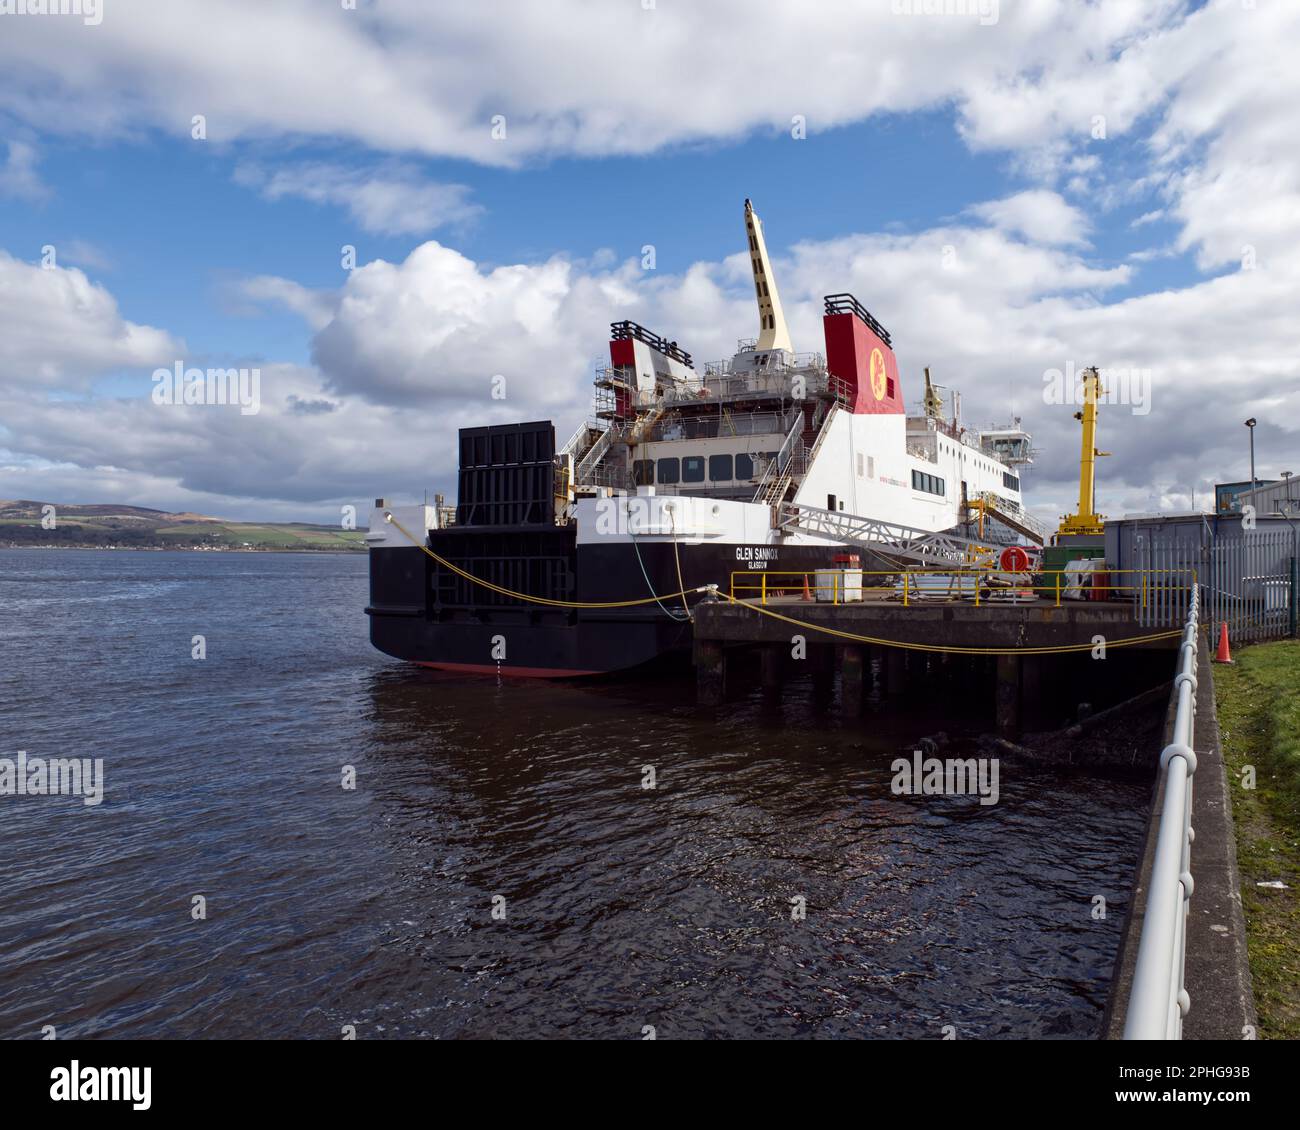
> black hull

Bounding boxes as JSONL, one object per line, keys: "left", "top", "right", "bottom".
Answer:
{"left": 367, "top": 533, "right": 848, "bottom": 677}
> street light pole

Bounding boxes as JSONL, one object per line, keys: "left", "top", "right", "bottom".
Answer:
{"left": 1245, "top": 417, "right": 1257, "bottom": 491}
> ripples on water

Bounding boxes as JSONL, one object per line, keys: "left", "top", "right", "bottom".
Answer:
{"left": 0, "top": 549, "right": 1149, "bottom": 1039}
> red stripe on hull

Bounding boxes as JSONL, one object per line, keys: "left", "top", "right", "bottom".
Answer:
{"left": 415, "top": 661, "right": 602, "bottom": 678}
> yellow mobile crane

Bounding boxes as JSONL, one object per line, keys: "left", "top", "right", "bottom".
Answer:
{"left": 1057, "top": 366, "right": 1111, "bottom": 537}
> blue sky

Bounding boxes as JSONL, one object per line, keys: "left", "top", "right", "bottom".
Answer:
{"left": 7, "top": 114, "right": 1193, "bottom": 392}
{"left": 0, "top": 0, "right": 1296, "bottom": 521}
{"left": 7, "top": 109, "right": 1196, "bottom": 362}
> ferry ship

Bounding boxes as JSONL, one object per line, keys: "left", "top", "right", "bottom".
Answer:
{"left": 366, "top": 200, "right": 1039, "bottom": 676}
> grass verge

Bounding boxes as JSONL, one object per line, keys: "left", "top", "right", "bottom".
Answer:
{"left": 1213, "top": 638, "right": 1300, "bottom": 1039}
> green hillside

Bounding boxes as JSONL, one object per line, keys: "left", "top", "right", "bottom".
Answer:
{"left": 0, "top": 500, "right": 367, "bottom": 551}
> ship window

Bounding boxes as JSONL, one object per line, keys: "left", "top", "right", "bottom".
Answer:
{"left": 657, "top": 458, "right": 680, "bottom": 484}
{"left": 911, "top": 470, "right": 946, "bottom": 496}
{"left": 682, "top": 456, "right": 705, "bottom": 483}
{"left": 736, "top": 453, "right": 754, "bottom": 479}
{"left": 867, "top": 456, "right": 875, "bottom": 479}
{"left": 633, "top": 460, "right": 654, "bottom": 486}
{"left": 857, "top": 453, "right": 864, "bottom": 477}
{"left": 709, "top": 454, "right": 733, "bottom": 482}
{"left": 1003, "top": 471, "right": 1019, "bottom": 491}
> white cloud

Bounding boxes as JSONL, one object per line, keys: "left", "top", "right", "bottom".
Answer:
{"left": 0, "top": 362, "right": 486, "bottom": 508}
{"left": 59, "top": 239, "right": 113, "bottom": 272}
{"left": 234, "top": 162, "right": 482, "bottom": 236}
{"left": 0, "top": 1, "right": 1180, "bottom": 164}
{"left": 0, "top": 251, "right": 180, "bottom": 391}
{"left": 967, "top": 190, "right": 1091, "bottom": 246}
{"left": 238, "top": 275, "right": 337, "bottom": 332}
{"left": 309, "top": 241, "right": 638, "bottom": 410}
{"left": 0, "top": 140, "right": 44, "bottom": 199}
{"left": 1, "top": 1, "right": 1291, "bottom": 275}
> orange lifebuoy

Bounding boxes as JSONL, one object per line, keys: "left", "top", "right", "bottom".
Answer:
{"left": 999, "top": 546, "right": 1030, "bottom": 573}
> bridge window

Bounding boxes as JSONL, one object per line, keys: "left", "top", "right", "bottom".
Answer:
{"left": 709, "top": 454, "right": 733, "bottom": 482}
{"left": 911, "top": 470, "right": 945, "bottom": 496}
{"left": 633, "top": 460, "right": 654, "bottom": 486}
{"left": 735, "top": 453, "right": 754, "bottom": 479}
{"left": 657, "top": 457, "right": 680, "bottom": 484}
{"left": 682, "top": 456, "right": 705, "bottom": 483}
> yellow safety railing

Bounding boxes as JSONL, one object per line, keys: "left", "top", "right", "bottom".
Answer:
{"left": 730, "top": 568, "right": 1197, "bottom": 608}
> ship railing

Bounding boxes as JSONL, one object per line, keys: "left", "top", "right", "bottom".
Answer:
{"left": 908, "top": 410, "right": 963, "bottom": 441}
{"left": 559, "top": 420, "right": 598, "bottom": 459}
{"left": 685, "top": 368, "right": 833, "bottom": 402}
{"left": 574, "top": 424, "right": 615, "bottom": 484}
{"left": 751, "top": 414, "right": 805, "bottom": 504}
{"left": 823, "top": 293, "right": 892, "bottom": 347}
{"left": 701, "top": 351, "right": 827, "bottom": 380}
{"left": 1124, "top": 584, "right": 1201, "bottom": 1040}
{"left": 826, "top": 373, "right": 853, "bottom": 407}
{"left": 609, "top": 319, "right": 693, "bottom": 368}
{"left": 583, "top": 463, "right": 633, "bottom": 491}
{"left": 641, "top": 410, "right": 794, "bottom": 444}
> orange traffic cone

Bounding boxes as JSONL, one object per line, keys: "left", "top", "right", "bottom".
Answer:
{"left": 1214, "top": 621, "right": 1233, "bottom": 664}
{"left": 802, "top": 574, "right": 812, "bottom": 601}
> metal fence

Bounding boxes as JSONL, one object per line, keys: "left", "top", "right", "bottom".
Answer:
{"left": 1204, "top": 529, "right": 1295, "bottom": 642}
{"left": 1123, "top": 584, "right": 1200, "bottom": 1040}
{"left": 1125, "top": 524, "right": 1296, "bottom": 640}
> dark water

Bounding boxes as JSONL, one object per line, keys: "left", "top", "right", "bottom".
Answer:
{"left": 0, "top": 548, "right": 1149, "bottom": 1039}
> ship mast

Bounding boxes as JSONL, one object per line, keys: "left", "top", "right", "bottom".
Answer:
{"left": 744, "top": 199, "right": 793, "bottom": 353}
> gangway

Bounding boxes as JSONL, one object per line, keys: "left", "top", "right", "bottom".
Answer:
{"left": 966, "top": 493, "right": 1047, "bottom": 545}
{"left": 776, "top": 502, "right": 1001, "bottom": 567}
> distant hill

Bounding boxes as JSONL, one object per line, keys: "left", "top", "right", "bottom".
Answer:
{"left": 0, "top": 500, "right": 367, "bottom": 551}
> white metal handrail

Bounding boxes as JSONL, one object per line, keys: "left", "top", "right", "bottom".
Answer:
{"left": 1123, "top": 583, "right": 1200, "bottom": 1040}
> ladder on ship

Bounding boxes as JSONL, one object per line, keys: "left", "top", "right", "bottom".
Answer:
{"left": 776, "top": 501, "right": 1001, "bottom": 568}
{"left": 753, "top": 403, "right": 841, "bottom": 507}
{"left": 572, "top": 425, "right": 613, "bottom": 484}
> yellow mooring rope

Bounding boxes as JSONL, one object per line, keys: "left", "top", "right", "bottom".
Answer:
{"left": 383, "top": 512, "right": 709, "bottom": 609}
{"left": 725, "top": 595, "right": 1186, "bottom": 655}
{"left": 382, "top": 511, "right": 1185, "bottom": 655}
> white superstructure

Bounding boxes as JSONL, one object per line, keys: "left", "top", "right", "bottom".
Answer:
{"left": 558, "top": 202, "right": 1040, "bottom": 554}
